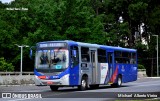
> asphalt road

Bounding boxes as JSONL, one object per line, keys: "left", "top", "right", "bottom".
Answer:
{"left": 0, "top": 77, "right": 160, "bottom": 101}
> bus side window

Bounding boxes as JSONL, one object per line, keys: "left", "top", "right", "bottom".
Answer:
{"left": 98, "top": 49, "right": 107, "bottom": 63}
{"left": 130, "top": 53, "right": 136, "bottom": 64}
{"left": 108, "top": 53, "right": 112, "bottom": 63}
{"left": 115, "top": 51, "right": 121, "bottom": 63}
{"left": 81, "top": 47, "right": 90, "bottom": 62}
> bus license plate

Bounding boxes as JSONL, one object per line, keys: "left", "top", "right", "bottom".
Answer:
{"left": 47, "top": 81, "right": 53, "bottom": 85}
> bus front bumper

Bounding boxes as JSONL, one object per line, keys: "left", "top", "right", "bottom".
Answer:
{"left": 34, "top": 74, "right": 69, "bottom": 86}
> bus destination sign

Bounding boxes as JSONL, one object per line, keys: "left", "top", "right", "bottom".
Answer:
{"left": 39, "top": 43, "right": 66, "bottom": 48}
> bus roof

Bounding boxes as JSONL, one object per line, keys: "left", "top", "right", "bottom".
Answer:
{"left": 37, "top": 40, "right": 136, "bottom": 52}
{"left": 77, "top": 42, "right": 136, "bottom": 52}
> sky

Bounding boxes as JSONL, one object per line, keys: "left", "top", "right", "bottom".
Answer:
{"left": 0, "top": 0, "right": 14, "bottom": 3}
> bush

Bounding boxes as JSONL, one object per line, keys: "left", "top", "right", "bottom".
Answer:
{"left": 138, "top": 64, "right": 145, "bottom": 69}
{"left": 0, "top": 57, "right": 14, "bottom": 71}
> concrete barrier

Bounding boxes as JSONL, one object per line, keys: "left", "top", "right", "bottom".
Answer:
{"left": 0, "top": 75, "right": 35, "bottom": 85}
{"left": 138, "top": 69, "right": 147, "bottom": 78}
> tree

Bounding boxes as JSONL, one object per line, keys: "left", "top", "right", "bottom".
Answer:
{"left": 0, "top": 57, "right": 14, "bottom": 71}
{"left": 0, "top": 0, "right": 106, "bottom": 71}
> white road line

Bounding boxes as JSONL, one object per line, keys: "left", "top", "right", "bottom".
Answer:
{"left": 132, "top": 83, "right": 160, "bottom": 88}
{"left": 7, "top": 98, "right": 32, "bottom": 101}
{"left": 153, "top": 97, "right": 160, "bottom": 99}
{"left": 127, "top": 80, "right": 160, "bottom": 85}
{"left": 146, "top": 77, "right": 160, "bottom": 79}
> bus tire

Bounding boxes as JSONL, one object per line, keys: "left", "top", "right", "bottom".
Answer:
{"left": 117, "top": 75, "right": 122, "bottom": 87}
{"left": 50, "top": 86, "right": 59, "bottom": 91}
{"left": 111, "top": 75, "right": 122, "bottom": 87}
{"left": 78, "top": 77, "right": 88, "bottom": 91}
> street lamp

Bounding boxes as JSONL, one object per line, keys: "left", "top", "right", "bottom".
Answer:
{"left": 15, "top": 44, "right": 29, "bottom": 75}
{"left": 152, "top": 35, "right": 159, "bottom": 77}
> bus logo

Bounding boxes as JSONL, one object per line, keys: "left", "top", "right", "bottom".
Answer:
{"left": 52, "top": 76, "right": 59, "bottom": 79}
{"left": 46, "top": 76, "right": 49, "bottom": 79}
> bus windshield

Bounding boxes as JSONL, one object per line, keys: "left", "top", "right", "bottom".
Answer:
{"left": 35, "top": 48, "right": 69, "bottom": 70}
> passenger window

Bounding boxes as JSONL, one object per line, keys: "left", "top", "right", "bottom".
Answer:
{"left": 108, "top": 53, "right": 112, "bottom": 63}
{"left": 115, "top": 51, "right": 130, "bottom": 64}
{"left": 81, "top": 47, "right": 90, "bottom": 62}
{"left": 130, "top": 53, "right": 136, "bottom": 64}
{"left": 98, "top": 49, "right": 107, "bottom": 63}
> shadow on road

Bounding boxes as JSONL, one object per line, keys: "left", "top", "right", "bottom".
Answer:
{"left": 41, "top": 85, "right": 132, "bottom": 98}
{"left": 47, "top": 85, "right": 130, "bottom": 92}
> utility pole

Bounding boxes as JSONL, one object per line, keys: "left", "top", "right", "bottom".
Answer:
{"left": 15, "top": 44, "right": 29, "bottom": 75}
{"left": 152, "top": 35, "right": 159, "bottom": 77}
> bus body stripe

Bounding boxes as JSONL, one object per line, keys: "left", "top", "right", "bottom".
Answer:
{"left": 109, "top": 66, "right": 118, "bottom": 83}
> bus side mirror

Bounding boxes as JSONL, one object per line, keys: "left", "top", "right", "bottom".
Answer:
{"left": 29, "top": 46, "right": 35, "bottom": 60}
{"left": 30, "top": 49, "right": 33, "bottom": 59}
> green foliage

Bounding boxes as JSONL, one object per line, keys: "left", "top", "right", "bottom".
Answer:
{"left": 0, "top": 57, "right": 14, "bottom": 71}
{"left": 148, "top": 5, "right": 160, "bottom": 34}
{"left": 138, "top": 64, "right": 145, "bottom": 69}
{"left": 0, "top": 0, "right": 106, "bottom": 71}
{"left": 128, "top": 2, "right": 148, "bottom": 22}
{"left": 0, "top": 0, "right": 160, "bottom": 73}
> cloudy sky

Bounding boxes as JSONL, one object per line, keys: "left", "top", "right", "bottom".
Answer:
{"left": 0, "top": 0, "right": 14, "bottom": 3}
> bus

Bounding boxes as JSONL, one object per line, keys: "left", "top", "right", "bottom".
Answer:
{"left": 32, "top": 40, "right": 137, "bottom": 91}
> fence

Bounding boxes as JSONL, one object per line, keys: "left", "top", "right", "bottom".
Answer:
{"left": 0, "top": 72, "right": 35, "bottom": 85}
{"left": 138, "top": 69, "right": 146, "bottom": 71}
{"left": 0, "top": 72, "right": 34, "bottom": 76}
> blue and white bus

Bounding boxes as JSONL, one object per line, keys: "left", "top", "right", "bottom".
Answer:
{"left": 33, "top": 40, "right": 137, "bottom": 91}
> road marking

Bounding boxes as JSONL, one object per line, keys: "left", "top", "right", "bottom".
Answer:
{"left": 153, "top": 97, "right": 160, "bottom": 99}
{"left": 0, "top": 84, "right": 35, "bottom": 87}
{"left": 127, "top": 79, "right": 160, "bottom": 85}
{"left": 7, "top": 98, "right": 32, "bottom": 101}
{"left": 146, "top": 77, "right": 160, "bottom": 79}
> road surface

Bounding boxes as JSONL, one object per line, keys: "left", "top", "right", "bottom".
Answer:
{"left": 0, "top": 77, "right": 160, "bottom": 101}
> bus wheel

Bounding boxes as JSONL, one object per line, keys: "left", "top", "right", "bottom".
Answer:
{"left": 50, "top": 86, "right": 59, "bottom": 91}
{"left": 111, "top": 75, "right": 122, "bottom": 87}
{"left": 117, "top": 75, "right": 122, "bottom": 87}
{"left": 78, "top": 77, "right": 88, "bottom": 91}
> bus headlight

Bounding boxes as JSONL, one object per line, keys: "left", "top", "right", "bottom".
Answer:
{"left": 61, "top": 74, "right": 69, "bottom": 80}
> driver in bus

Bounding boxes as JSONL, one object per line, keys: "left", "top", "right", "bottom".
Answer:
{"left": 51, "top": 53, "right": 61, "bottom": 64}
{"left": 40, "top": 52, "right": 49, "bottom": 64}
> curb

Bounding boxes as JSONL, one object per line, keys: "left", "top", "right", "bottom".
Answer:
{"left": 0, "top": 84, "right": 35, "bottom": 86}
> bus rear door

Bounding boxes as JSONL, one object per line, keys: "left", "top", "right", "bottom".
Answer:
{"left": 107, "top": 51, "right": 115, "bottom": 84}
{"left": 90, "top": 50, "right": 98, "bottom": 84}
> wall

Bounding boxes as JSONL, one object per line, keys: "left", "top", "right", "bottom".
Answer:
{"left": 0, "top": 75, "right": 35, "bottom": 85}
